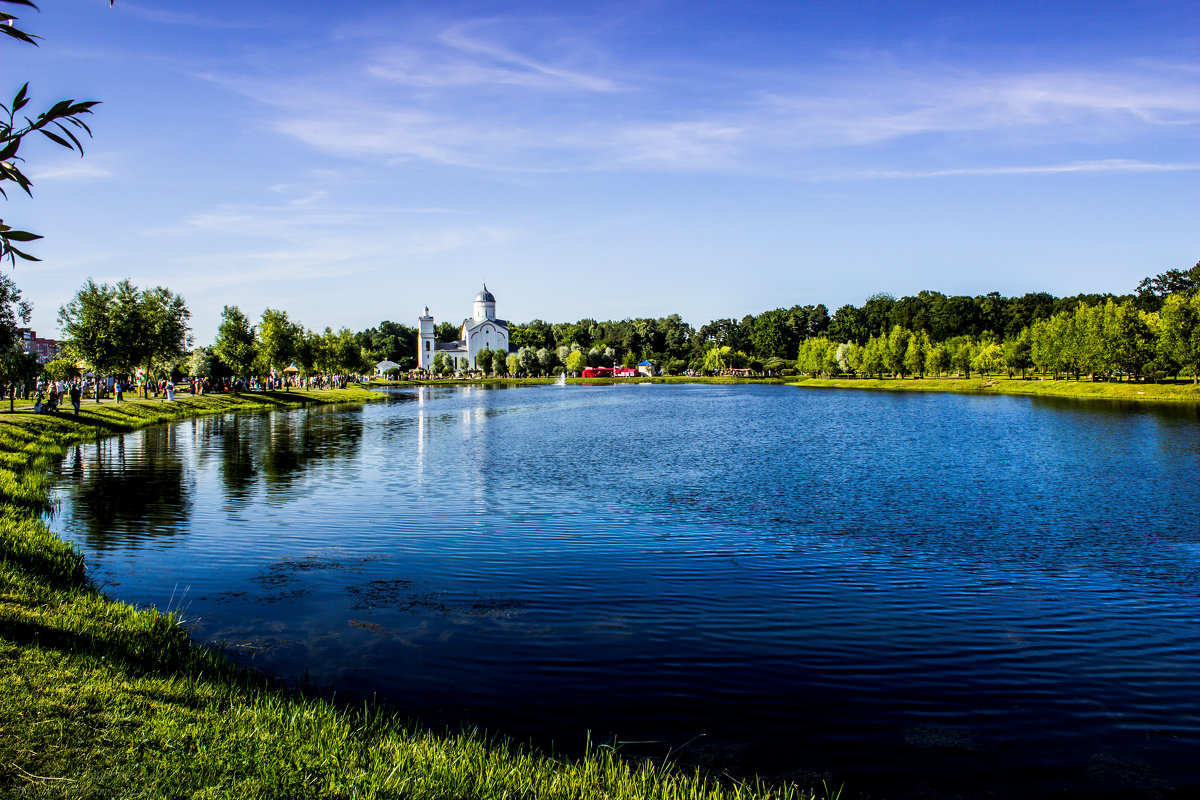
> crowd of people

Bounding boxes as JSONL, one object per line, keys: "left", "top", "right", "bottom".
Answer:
{"left": 20, "top": 372, "right": 364, "bottom": 415}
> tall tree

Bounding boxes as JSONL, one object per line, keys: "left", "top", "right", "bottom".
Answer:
{"left": 213, "top": 305, "right": 256, "bottom": 385}
{"left": 58, "top": 279, "right": 121, "bottom": 398}
{"left": 141, "top": 285, "right": 191, "bottom": 378}
{"left": 256, "top": 307, "right": 299, "bottom": 380}
{"left": 0, "top": 271, "right": 30, "bottom": 355}
{"left": 1135, "top": 261, "right": 1200, "bottom": 312}
{"left": 1159, "top": 293, "right": 1200, "bottom": 383}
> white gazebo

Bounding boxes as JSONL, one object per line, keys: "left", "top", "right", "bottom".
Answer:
{"left": 374, "top": 359, "right": 402, "bottom": 376}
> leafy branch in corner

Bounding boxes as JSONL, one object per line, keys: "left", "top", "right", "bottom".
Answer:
{"left": 0, "top": 0, "right": 110, "bottom": 264}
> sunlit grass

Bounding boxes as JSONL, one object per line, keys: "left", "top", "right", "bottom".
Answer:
{"left": 792, "top": 375, "right": 1200, "bottom": 404}
{"left": 0, "top": 386, "right": 831, "bottom": 800}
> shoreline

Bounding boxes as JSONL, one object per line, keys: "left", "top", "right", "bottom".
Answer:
{"left": 789, "top": 375, "right": 1200, "bottom": 405}
{"left": 373, "top": 373, "right": 1200, "bottom": 405}
{"left": 0, "top": 386, "right": 823, "bottom": 800}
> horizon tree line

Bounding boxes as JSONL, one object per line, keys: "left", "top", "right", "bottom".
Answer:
{"left": 7, "top": 260, "right": 1199, "bottom": 392}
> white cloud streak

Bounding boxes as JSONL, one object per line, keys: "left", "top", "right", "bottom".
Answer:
{"left": 204, "top": 15, "right": 1200, "bottom": 180}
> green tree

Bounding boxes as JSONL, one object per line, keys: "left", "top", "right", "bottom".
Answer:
{"left": 431, "top": 351, "right": 447, "bottom": 376}
{"left": 256, "top": 308, "right": 299, "bottom": 383}
{"left": 1, "top": 0, "right": 107, "bottom": 264}
{"left": 42, "top": 356, "right": 75, "bottom": 382}
{"left": 885, "top": 325, "right": 910, "bottom": 377}
{"left": 58, "top": 279, "right": 122, "bottom": 398}
{"left": 1104, "top": 299, "right": 1155, "bottom": 380}
{"left": 904, "top": 330, "right": 929, "bottom": 378}
{"left": 565, "top": 349, "right": 585, "bottom": 375}
{"left": 0, "top": 344, "right": 38, "bottom": 408}
{"left": 926, "top": 343, "right": 949, "bottom": 377}
{"left": 860, "top": 334, "right": 886, "bottom": 378}
{"left": 328, "top": 327, "right": 366, "bottom": 377}
{"left": 141, "top": 285, "right": 191, "bottom": 380}
{"left": 536, "top": 347, "right": 556, "bottom": 376}
{"left": 187, "top": 347, "right": 216, "bottom": 378}
{"left": 701, "top": 343, "right": 731, "bottom": 373}
{"left": 828, "top": 304, "right": 868, "bottom": 345}
{"left": 474, "top": 347, "right": 492, "bottom": 374}
{"left": 947, "top": 336, "right": 975, "bottom": 379}
{"left": 517, "top": 346, "right": 537, "bottom": 375}
{"left": 213, "top": 305, "right": 256, "bottom": 387}
{"left": 491, "top": 348, "right": 507, "bottom": 376}
{"left": 972, "top": 341, "right": 1004, "bottom": 377}
{"left": 1159, "top": 293, "right": 1200, "bottom": 383}
{"left": 505, "top": 353, "right": 519, "bottom": 376}
{"left": 1004, "top": 328, "right": 1033, "bottom": 378}
{"left": 295, "top": 328, "right": 322, "bottom": 377}
{"left": 0, "top": 271, "right": 30, "bottom": 359}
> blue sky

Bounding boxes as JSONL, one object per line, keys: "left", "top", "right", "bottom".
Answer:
{"left": 7, "top": 0, "right": 1199, "bottom": 344}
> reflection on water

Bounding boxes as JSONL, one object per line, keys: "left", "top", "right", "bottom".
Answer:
{"left": 48, "top": 385, "right": 1200, "bottom": 799}
{"left": 65, "top": 426, "right": 191, "bottom": 549}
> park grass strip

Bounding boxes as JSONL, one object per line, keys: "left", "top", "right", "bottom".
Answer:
{"left": 0, "top": 389, "right": 827, "bottom": 800}
{"left": 790, "top": 376, "right": 1200, "bottom": 404}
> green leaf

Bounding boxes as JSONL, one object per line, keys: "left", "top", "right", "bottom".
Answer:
{"left": 1, "top": 241, "right": 42, "bottom": 262}
{"left": 53, "top": 121, "right": 84, "bottom": 153}
{"left": 2, "top": 229, "right": 42, "bottom": 242}
{"left": 0, "top": 23, "right": 39, "bottom": 46}
{"left": 12, "top": 83, "right": 28, "bottom": 113}
{"left": 39, "top": 129, "right": 71, "bottom": 149}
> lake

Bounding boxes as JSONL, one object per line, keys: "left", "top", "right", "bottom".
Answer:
{"left": 48, "top": 383, "right": 1200, "bottom": 799}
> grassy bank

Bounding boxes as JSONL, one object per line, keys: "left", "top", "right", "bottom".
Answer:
{"left": 790, "top": 375, "right": 1200, "bottom": 404}
{"left": 374, "top": 375, "right": 789, "bottom": 387}
{"left": 0, "top": 389, "right": 824, "bottom": 799}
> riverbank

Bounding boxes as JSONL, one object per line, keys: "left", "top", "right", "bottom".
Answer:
{"left": 790, "top": 375, "right": 1200, "bottom": 404}
{"left": 373, "top": 375, "right": 790, "bottom": 387}
{"left": 0, "top": 388, "right": 823, "bottom": 799}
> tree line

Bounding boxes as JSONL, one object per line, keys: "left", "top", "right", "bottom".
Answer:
{"left": 3, "top": 259, "right": 1198, "bottom": 394}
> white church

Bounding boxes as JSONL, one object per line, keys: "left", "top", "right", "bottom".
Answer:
{"left": 417, "top": 285, "right": 511, "bottom": 372}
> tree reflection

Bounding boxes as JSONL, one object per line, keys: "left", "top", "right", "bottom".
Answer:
{"left": 213, "top": 406, "right": 364, "bottom": 506}
{"left": 69, "top": 426, "right": 192, "bottom": 550}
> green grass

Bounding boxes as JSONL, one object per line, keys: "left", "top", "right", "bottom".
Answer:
{"left": 0, "top": 387, "right": 829, "bottom": 800}
{"left": 374, "top": 375, "right": 790, "bottom": 387}
{"left": 791, "top": 375, "right": 1200, "bottom": 404}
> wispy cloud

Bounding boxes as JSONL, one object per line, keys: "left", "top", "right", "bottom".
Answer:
{"left": 30, "top": 160, "right": 113, "bottom": 182}
{"left": 149, "top": 197, "right": 516, "bottom": 296}
{"left": 201, "top": 12, "right": 1199, "bottom": 180}
{"left": 822, "top": 159, "right": 1200, "bottom": 181}
{"left": 366, "top": 19, "right": 621, "bottom": 94}
{"left": 117, "top": 2, "right": 259, "bottom": 30}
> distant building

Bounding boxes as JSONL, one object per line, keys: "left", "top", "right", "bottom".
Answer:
{"left": 417, "top": 285, "right": 510, "bottom": 372}
{"left": 17, "top": 328, "right": 62, "bottom": 364}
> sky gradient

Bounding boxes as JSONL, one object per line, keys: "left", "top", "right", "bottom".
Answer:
{"left": 7, "top": 0, "right": 1199, "bottom": 344}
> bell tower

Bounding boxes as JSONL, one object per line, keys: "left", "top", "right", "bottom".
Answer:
{"left": 417, "top": 306, "right": 435, "bottom": 370}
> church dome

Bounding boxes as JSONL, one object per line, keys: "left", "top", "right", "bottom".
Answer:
{"left": 475, "top": 285, "right": 495, "bottom": 303}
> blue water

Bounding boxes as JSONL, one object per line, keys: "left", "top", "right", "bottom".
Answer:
{"left": 49, "top": 384, "right": 1200, "bottom": 799}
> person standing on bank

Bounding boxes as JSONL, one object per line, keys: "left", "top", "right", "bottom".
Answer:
{"left": 69, "top": 382, "right": 81, "bottom": 415}
{"left": 114, "top": 380, "right": 122, "bottom": 403}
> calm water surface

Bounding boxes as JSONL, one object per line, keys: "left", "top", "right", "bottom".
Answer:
{"left": 48, "top": 384, "right": 1200, "bottom": 799}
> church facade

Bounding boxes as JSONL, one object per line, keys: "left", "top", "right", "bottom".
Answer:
{"left": 417, "top": 285, "right": 510, "bottom": 372}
